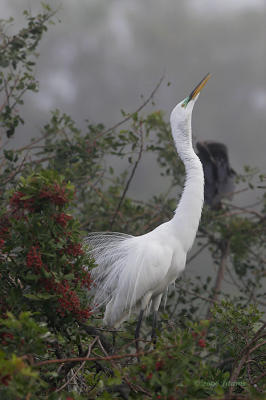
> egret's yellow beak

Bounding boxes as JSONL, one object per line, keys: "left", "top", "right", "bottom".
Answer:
{"left": 188, "top": 73, "right": 211, "bottom": 101}
{"left": 182, "top": 73, "right": 211, "bottom": 108}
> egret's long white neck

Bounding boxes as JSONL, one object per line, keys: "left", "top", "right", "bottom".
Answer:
{"left": 170, "top": 114, "right": 204, "bottom": 252}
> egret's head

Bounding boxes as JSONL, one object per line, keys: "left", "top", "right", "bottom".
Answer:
{"left": 170, "top": 73, "right": 211, "bottom": 128}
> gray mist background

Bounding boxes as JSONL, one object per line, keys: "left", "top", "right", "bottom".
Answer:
{"left": 2, "top": 0, "right": 265, "bottom": 290}
{"left": 2, "top": 0, "right": 266, "bottom": 169}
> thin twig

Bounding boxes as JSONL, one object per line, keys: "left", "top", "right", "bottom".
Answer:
{"left": 221, "top": 187, "right": 249, "bottom": 199}
{"left": 79, "top": 324, "right": 112, "bottom": 353}
{"left": 253, "top": 370, "right": 266, "bottom": 385}
{"left": 1, "top": 154, "right": 27, "bottom": 184}
{"left": 187, "top": 242, "right": 208, "bottom": 264}
{"left": 110, "top": 127, "right": 144, "bottom": 228}
{"left": 11, "top": 129, "right": 55, "bottom": 154}
{"left": 174, "top": 283, "right": 218, "bottom": 305}
{"left": 225, "top": 264, "right": 243, "bottom": 292}
{"left": 99, "top": 75, "right": 164, "bottom": 138}
{"left": 249, "top": 339, "right": 266, "bottom": 354}
{"left": 97, "top": 337, "right": 117, "bottom": 369}
{"left": 226, "top": 204, "right": 264, "bottom": 219}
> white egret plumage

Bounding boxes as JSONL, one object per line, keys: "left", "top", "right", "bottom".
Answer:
{"left": 86, "top": 73, "right": 211, "bottom": 341}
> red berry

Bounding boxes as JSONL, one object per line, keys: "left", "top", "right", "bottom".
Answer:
{"left": 54, "top": 212, "right": 72, "bottom": 227}
{"left": 1, "top": 374, "right": 11, "bottom": 386}
{"left": 26, "top": 245, "right": 43, "bottom": 272}
{"left": 155, "top": 360, "right": 164, "bottom": 370}
{"left": 198, "top": 339, "right": 206, "bottom": 348}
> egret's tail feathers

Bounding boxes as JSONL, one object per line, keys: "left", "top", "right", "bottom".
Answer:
{"left": 85, "top": 231, "right": 164, "bottom": 327}
{"left": 85, "top": 232, "right": 138, "bottom": 324}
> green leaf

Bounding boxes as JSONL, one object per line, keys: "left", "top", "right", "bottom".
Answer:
{"left": 24, "top": 293, "right": 56, "bottom": 301}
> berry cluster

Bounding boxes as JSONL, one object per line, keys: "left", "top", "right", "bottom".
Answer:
{"left": 1, "top": 332, "right": 14, "bottom": 345}
{"left": 9, "top": 191, "right": 35, "bottom": 212}
{"left": 43, "top": 278, "right": 91, "bottom": 321}
{"left": 56, "top": 281, "right": 81, "bottom": 316}
{"left": 142, "top": 359, "right": 165, "bottom": 383}
{"left": 191, "top": 330, "right": 207, "bottom": 348}
{"left": 9, "top": 183, "right": 70, "bottom": 214}
{"left": 26, "top": 246, "right": 43, "bottom": 272}
{"left": 66, "top": 243, "right": 84, "bottom": 256}
{"left": 39, "top": 183, "right": 68, "bottom": 206}
{"left": 53, "top": 212, "right": 72, "bottom": 227}
{"left": 4, "top": 175, "right": 92, "bottom": 327}
{"left": 80, "top": 272, "right": 92, "bottom": 290}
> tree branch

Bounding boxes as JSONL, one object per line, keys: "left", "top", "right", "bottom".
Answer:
{"left": 206, "top": 240, "right": 230, "bottom": 319}
{"left": 34, "top": 348, "right": 154, "bottom": 368}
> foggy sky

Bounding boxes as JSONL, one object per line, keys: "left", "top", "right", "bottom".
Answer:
{"left": 2, "top": 0, "right": 266, "bottom": 191}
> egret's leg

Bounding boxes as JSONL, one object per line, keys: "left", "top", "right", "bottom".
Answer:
{"left": 135, "top": 309, "right": 144, "bottom": 353}
{"left": 151, "top": 293, "right": 162, "bottom": 347}
{"left": 112, "top": 331, "right": 116, "bottom": 351}
{"left": 135, "top": 292, "right": 153, "bottom": 354}
{"left": 151, "top": 310, "right": 158, "bottom": 345}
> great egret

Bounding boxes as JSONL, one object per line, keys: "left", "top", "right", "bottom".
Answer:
{"left": 86, "top": 73, "right": 211, "bottom": 342}
{"left": 196, "top": 141, "right": 235, "bottom": 209}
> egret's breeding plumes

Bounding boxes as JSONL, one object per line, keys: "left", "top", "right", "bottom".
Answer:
{"left": 196, "top": 141, "right": 235, "bottom": 209}
{"left": 86, "top": 73, "right": 211, "bottom": 342}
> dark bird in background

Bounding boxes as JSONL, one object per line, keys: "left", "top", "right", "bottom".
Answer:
{"left": 196, "top": 141, "right": 235, "bottom": 209}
